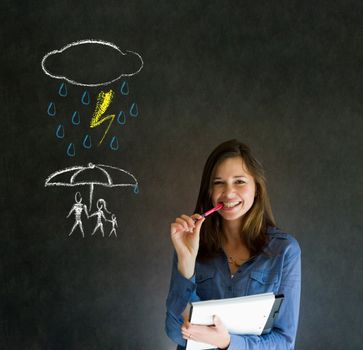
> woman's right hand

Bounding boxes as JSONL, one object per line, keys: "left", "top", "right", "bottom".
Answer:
{"left": 170, "top": 214, "right": 205, "bottom": 279}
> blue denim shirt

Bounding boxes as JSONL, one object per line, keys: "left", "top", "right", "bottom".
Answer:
{"left": 165, "top": 227, "right": 301, "bottom": 350}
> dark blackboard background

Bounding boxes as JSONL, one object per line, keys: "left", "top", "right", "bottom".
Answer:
{"left": 1, "top": 1, "right": 362, "bottom": 349}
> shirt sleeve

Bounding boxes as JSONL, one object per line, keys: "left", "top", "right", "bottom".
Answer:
{"left": 165, "top": 253, "right": 200, "bottom": 347}
{"left": 228, "top": 238, "right": 301, "bottom": 350}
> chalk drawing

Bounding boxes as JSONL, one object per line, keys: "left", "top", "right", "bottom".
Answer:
{"left": 66, "top": 192, "right": 89, "bottom": 237}
{"left": 47, "top": 102, "right": 56, "bottom": 116}
{"left": 108, "top": 214, "right": 118, "bottom": 237}
{"left": 90, "top": 89, "right": 115, "bottom": 145}
{"left": 120, "top": 80, "right": 129, "bottom": 95}
{"left": 82, "top": 134, "right": 92, "bottom": 149}
{"left": 71, "top": 111, "right": 81, "bottom": 125}
{"left": 110, "top": 136, "right": 119, "bottom": 150}
{"left": 117, "top": 111, "right": 126, "bottom": 125}
{"left": 89, "top": 199, "right": 110, "bottom": 237}
{"left": 129, "top": 102, "right": 139, "bottom": 117}
{"left": 58, "top": 82, "right": 67, "bottom": 97}
{"left": 41, "top": 39, "right": 144, "bottom": 87}
{"left": 81, "top": 90, "right": 90, "bottom": 105}
{"left": 56, "top": 124, "right": 65, "bottom": 139}
{"left": 45, "top": 163, "right": 139, "bottom": 210}
{"left": 42, "top": 39, "right": 143, "bottom": 156}
{"left": 66, "top": 143, "right": 75, "bottom": 157}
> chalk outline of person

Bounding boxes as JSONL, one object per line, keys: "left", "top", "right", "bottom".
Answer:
{"left": 107, "top": 214, "right": 118, "bottom": 237}
{"left": 66, "top": 192, "right": 89, "bottom": 237}
{"left": 89, "top": 199, "right": 110, "bottom": 237}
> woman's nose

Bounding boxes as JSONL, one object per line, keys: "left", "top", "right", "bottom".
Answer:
{"left": 223, "top": 184, "right": 235, "bottom": 197}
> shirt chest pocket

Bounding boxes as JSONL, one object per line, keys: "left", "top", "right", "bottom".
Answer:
{"left": 247, "top": 269, "right": 279, "bottom": 294}
{"left": 196, "top": 269, "right": 216, "bottom": 300}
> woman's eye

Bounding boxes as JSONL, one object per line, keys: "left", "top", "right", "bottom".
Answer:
{"left": 213, "top": 181, "right": 223, "bottom": 186}
{"left": 235, "top": 180, "right": 246, "bottom": 184}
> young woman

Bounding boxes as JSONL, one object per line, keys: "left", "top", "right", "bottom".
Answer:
{"left": 165, "top": 140, "right": 301, "bottom": 349}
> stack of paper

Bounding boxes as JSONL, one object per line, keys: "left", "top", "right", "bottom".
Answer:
{"left": 186, "top": 292, "right": 277, "bottom": 350}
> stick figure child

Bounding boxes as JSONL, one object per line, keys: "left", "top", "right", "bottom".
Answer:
{"left": 108, "top": 214, "right": 118, "bottom": 237}
{"left": 66, "top": 192, "right": 89, "bottom": 237}
{"left": 89, "top": 199, "right": 110, "bottom": 237}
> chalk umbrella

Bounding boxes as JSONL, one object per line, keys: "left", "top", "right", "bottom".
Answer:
{"left": 45, "top": 163, "right": 138, "bottom": 210}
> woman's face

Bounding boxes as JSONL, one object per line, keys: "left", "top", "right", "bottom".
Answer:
{"left": 210, "top": 156, "right": 256, "bottom": 222}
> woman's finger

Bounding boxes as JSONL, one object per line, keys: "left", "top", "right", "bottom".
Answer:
{"left": 191, "top": 213, "right": 203, "bottom": 222}
{"left": 180, "top": 215, "right": 196, "bottom": 228}
{"left": 170, "top": 223, "right": 185, "bottom": 235}
{"left": 175, "top": 217, "right": 192, "bottom": 231}
{"left": 191, "top": 215, "right": 205, "bottom": 233}
{"left": 175, "top": 217, "right": 194, "bottom": 232}
{"left": 177, "top": 216, "right": 194, "bottom": 232}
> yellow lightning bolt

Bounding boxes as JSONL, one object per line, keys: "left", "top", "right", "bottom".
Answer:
{"left": 90, "top": 89, "right": 115, "bottom": 145}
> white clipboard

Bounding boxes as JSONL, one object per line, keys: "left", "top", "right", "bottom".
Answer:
{"left": 186, "top": 292, "right": 284, "bottom": 350}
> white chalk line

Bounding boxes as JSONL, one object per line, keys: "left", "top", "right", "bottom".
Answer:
{"left": 41, "top": 39, "right": 144, "bottom": 87}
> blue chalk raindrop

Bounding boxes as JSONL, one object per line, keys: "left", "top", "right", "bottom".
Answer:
{"left": 117, "top": 111, "right": 126, "bottom": 125}
{"left": 82, "top": 134, "right": 92, "bottom": 149}
{"left": 133, "top": 185, "right": 139, "bottom": 194}
{"left": 56, "top": 124, "right": 65, "bottom": 139}
{"left": 72, "top": 111, "right": 80, "bottom": 125}
{"left": 67, "top": 143, "right": 75, "bottom": 157}
{"left": 120, "top": 80, "right": 129, "bottom": 95}
{"left": 110, "top": 136, "right": 119, "bottom": 150}
{"left": 58, "top": 82, "right": 67, "bottom": 97}
{"left": 129, "top": 102, "right": 138, "bottom": 117}
{"left": 47, "top": 102, "right": 56, "bottom": 116}
{"left": 81, "top": 90, "right": 90, "bottom": 105}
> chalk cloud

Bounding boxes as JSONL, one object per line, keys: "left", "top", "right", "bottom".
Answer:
{"left": 41, "top": 39, "right": 144, "bottom": 87}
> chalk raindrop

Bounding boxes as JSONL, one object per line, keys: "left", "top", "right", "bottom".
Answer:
{"left": 71, "top": 111, "right": 80, "bottom": 125}
{"left": 47, "top": 102, "right": 56, "bottom": 116}
{"left": 56, "top": 124, "right": 65, "bottom": 139}
{"left": 67, "top": 143, "right": 75, "bottom": 157}
{"left": 81, "top": 90, "right": 90, "bottom": 105}
{"left": 83, "top": 134, "right": 92, "bottom": 149}
{"left": 117, "top": 111, "right": 126, "bottom": 125}
{"left": 134, "top": 185, "right": 139, "bottom": 194}
{"left": 58, "top": 82, "right": 68, "bottom": 97}
{"left": 129, "top": 102, "right": 138, "bottom": 117}
{"left": 120, "top": 80, "right": 129, "bottom": 95}
{"left": 110, "top": 136, "right": 119, "bottom": 150}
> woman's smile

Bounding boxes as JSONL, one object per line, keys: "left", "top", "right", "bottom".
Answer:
{"left": 220, "top": 201, "right": 242, "bottom": 210}
{"left": 212, "top": 157, "right": 256, "bottom": 222}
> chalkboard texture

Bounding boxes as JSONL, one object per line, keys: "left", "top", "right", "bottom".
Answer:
{"left": 1, "top": 1, "right": 362, "bottom": 349}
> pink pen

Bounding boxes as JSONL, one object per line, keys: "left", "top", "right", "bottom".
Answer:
{"left": 194, "top": 203, "right": 224, "bottom": 222}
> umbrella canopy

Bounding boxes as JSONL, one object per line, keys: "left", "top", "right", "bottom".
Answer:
{"left": 45, "top": 163, "right": 138, "bottom": 209}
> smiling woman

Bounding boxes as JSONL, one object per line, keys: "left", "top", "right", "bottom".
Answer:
{"left": 211, "top": 157, "right": 256, "bottom": 223}
{"left": 166, "top": 140, "right": 301, "bottom": 350}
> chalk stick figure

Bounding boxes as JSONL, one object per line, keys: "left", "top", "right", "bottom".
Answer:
{"left": 67, "top": 192, "right": 89, "bottom": 237}
{"left": 108, "top": 214, "right": 118, "bottom": 237}
{"left": 90, "top": 199, "right": 110, "bottom": 237}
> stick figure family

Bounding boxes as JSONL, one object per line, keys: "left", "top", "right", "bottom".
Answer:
{"left": 67, "top": 192, "right": 118, "bottom": 237}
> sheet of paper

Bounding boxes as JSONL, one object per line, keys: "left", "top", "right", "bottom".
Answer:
{"left": 186, "top": 293, "right": 275, "bottom": 350}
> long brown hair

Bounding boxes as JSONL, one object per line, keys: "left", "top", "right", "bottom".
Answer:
{"left": 195, "top": 140, "right": 276, "bottom": 260}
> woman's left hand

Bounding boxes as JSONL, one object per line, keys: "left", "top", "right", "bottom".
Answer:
{"left": 181, "top": 315, "right": 231, "bottom": 349}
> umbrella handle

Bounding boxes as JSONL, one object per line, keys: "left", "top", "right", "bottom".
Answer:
{"left": 89, "top": 184, "right": 94, "bottom": 211}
